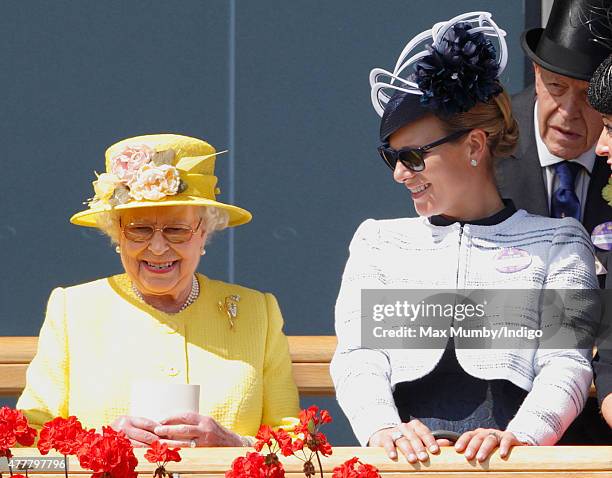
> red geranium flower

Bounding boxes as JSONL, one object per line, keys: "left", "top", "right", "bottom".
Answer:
{"left": 254, "top": 425, "right": 274, "bottom": 452}
{"left": 267, "top": 462, "right": 285, "bottom": 478}
{"left": 145, "top": 440, "right": 182, "bottom": 478}
{"left": 292, "top": 430, "right": 331, "bottom": 457}
{"left": 273, "top": 429, "right": 293, "bottom": 457}
{"left": 294, "top": 406, "right": 332, "bottom": 436}
{"left": 229, "top": 407, "right": 334, "bottom": 478}
{"left": 319, "top": 410, "right": 332, "bottom": 425}
{"left": 332, "top": 457, "right": 359, "bottom": 478}
{"left": 76, "top": 426, "right": 138, "bottom": 478}
{"left": 254, "top": 426, "right": 293, "bottom": 458}
{"left": 144, "top": 440, "right": 181, "bottom": 464}
{"left": 293, "top": 406, "right": 333, "bottom": 456}
{"left": 332, "top": 457, "right": 380, "bottom": 478}
{"left": 291, "top": 438, "right": 305, "bottom": 453}
{"left": 226, "top": 451, "right": 284, "bottom": 478}
{"left": 38, "top": 416, "right": 86, "bottom": 456}
{"left": 307, "top": 431, "right": 332, "bottom": 456}
{"left": 0, "top": 407, "right": 37, "bottom": 458}
{"left": 356, "top": 462, "right": 381, "bottom": 478}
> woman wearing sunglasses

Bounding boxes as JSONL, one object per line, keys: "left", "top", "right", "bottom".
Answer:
{"left": 588, "top": 53, "right": 612, "bottom": 430}
{"left": 17, "top": 134, "right": 299, "bottom": 447}
{"left": 331, "top": 12, "right": 599, "bottom": 463}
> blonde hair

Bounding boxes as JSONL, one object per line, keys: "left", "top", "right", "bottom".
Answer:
{"left": 96, "top": 206, "right": 229, "bottom": 245}
{"left": 440, "top": 88, "right": 519, "bottom": 159}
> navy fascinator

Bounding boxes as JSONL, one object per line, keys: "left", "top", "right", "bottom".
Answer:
{"left": 416, "top": 23, "right": 503, "bottom": 116}
{"left": 370, "top": 12, "right": 508, "bottom": 141}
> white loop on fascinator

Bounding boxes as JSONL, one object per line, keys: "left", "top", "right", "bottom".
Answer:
{"left": 369, "top": 11, "right": 508, "bottom": 117}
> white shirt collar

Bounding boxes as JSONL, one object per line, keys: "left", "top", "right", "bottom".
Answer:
{"left": 533, "top": 101, "right": 596, "bottom": 173}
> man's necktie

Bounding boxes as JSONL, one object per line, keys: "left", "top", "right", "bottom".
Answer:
{"left": 551, "top": 161, "right": 582, "bottom": 220}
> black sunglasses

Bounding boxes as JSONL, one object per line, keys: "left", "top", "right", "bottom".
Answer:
{"left": 377, "top": 129, "right": 471, "bottom": 172}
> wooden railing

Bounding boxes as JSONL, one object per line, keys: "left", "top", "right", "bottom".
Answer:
{"left": 2, "top": 446, "right": 611, "bottom": 477}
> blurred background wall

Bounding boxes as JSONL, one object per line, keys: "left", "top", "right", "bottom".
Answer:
{"left": 1, "top": 0, "right": 541, "bottom": 445}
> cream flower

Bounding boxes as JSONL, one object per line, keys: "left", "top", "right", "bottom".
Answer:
{"left": 92, "top": 172, "right": 120, "bottom": 203}
{"left": 110, "top": 145, "right": 154, "bottom": 184}
{"left": 129, "top": 164, "right": 181, "bottom": 201}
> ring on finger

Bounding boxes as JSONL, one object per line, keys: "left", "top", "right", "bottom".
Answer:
{"left": 487, "top": 432, "right": 501, "bottom": 442}
{"left": 190, "top": 439, "right": 197, "bottom": 448}
{"left": 390, "top": 430, "right": 404, "bottom": 444}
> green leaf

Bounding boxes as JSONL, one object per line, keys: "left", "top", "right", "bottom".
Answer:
{"left": 602, "top": 181, "right": 612, "bottom": 206}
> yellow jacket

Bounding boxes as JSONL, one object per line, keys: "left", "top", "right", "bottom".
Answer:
{"left": 17, "top": 274, "right": 300, "bottom": 435}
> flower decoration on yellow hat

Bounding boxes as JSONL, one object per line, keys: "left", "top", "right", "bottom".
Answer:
{"left": 70, "top": 134, "right": 252, "bottom": 228}
{"left": 90, "top": 145, "right": 189, "bottom": 208}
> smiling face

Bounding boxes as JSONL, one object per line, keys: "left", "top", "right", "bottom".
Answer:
{"left": 390, "top": 114, "right": 482, "bottom": 218}
{"left": 118, "top": 205, "right": 207, "bottom": 300}
{"left": 596, "top": 114, "right": 612, "bottom": 170}
{"left": 534, "top": 64, "right": 602, "bottom": 160}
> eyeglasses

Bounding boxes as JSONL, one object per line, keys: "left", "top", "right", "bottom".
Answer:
{"left": 377, "top": 129, "right": 471, "bottom": 172}
{"left": 120, "top": 218, "right": 202, "bottom": 243}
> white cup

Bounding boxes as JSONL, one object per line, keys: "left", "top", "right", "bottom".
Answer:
{"left": 129, "top": 381, "right": 200, "bottom": 422}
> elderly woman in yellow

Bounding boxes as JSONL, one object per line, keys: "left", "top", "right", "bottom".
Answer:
{"left": 17, "top": 134, "right": 300, "bottom": 447}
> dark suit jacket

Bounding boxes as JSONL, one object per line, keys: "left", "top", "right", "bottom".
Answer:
{"left": 495, "top": 86, "right": 612, "bottom": 288}
{"left": 496, "top": 86, "right": 612, "bottom": 440}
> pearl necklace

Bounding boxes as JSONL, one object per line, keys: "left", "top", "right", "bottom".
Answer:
{"left": 132, "top": 275, "right": 200, "bottom": 313}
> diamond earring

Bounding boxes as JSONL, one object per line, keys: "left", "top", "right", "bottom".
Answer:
{"left": 201, "top": 248, "right": 206, "bottom": 256}
{"left": 470, "top": 159, "right": 478, "bottom": 167}
{"left": 115, "top": 246, "right": 121, "bottom": 254}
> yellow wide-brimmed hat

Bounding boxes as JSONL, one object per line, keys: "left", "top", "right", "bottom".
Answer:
{"left": 70, "top": 134, "right": 252, "bottom": 228}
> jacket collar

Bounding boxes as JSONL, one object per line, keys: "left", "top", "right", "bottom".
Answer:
{"left": 429, "top": 199, "right": 517, "bottom": 227}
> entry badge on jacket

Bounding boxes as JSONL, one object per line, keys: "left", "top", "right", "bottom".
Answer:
{"left": 494, "top": 247, "right": 532, "bottom": 273}
{"left": 591, "top": 222, "right": 612, "bottom": 276}
{"left": 591, "top": 222, "right": 612, "bottom": 251}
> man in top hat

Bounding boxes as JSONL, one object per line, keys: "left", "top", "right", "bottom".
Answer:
{"left": 496, "top": 0, "right": 612, "bottom": 442}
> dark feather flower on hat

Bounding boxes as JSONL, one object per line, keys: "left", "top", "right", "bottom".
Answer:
{"left": 588, "top": 53, "right": 612, "bottom": 115}
{"left": 588, "top": 53, "right": 612, "bottom": 207}
{"left": 415, "top": 22, "right": 502, "bottom": 117}
{"left": 578, "top": 1, "right": 612, "bottom": 51}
